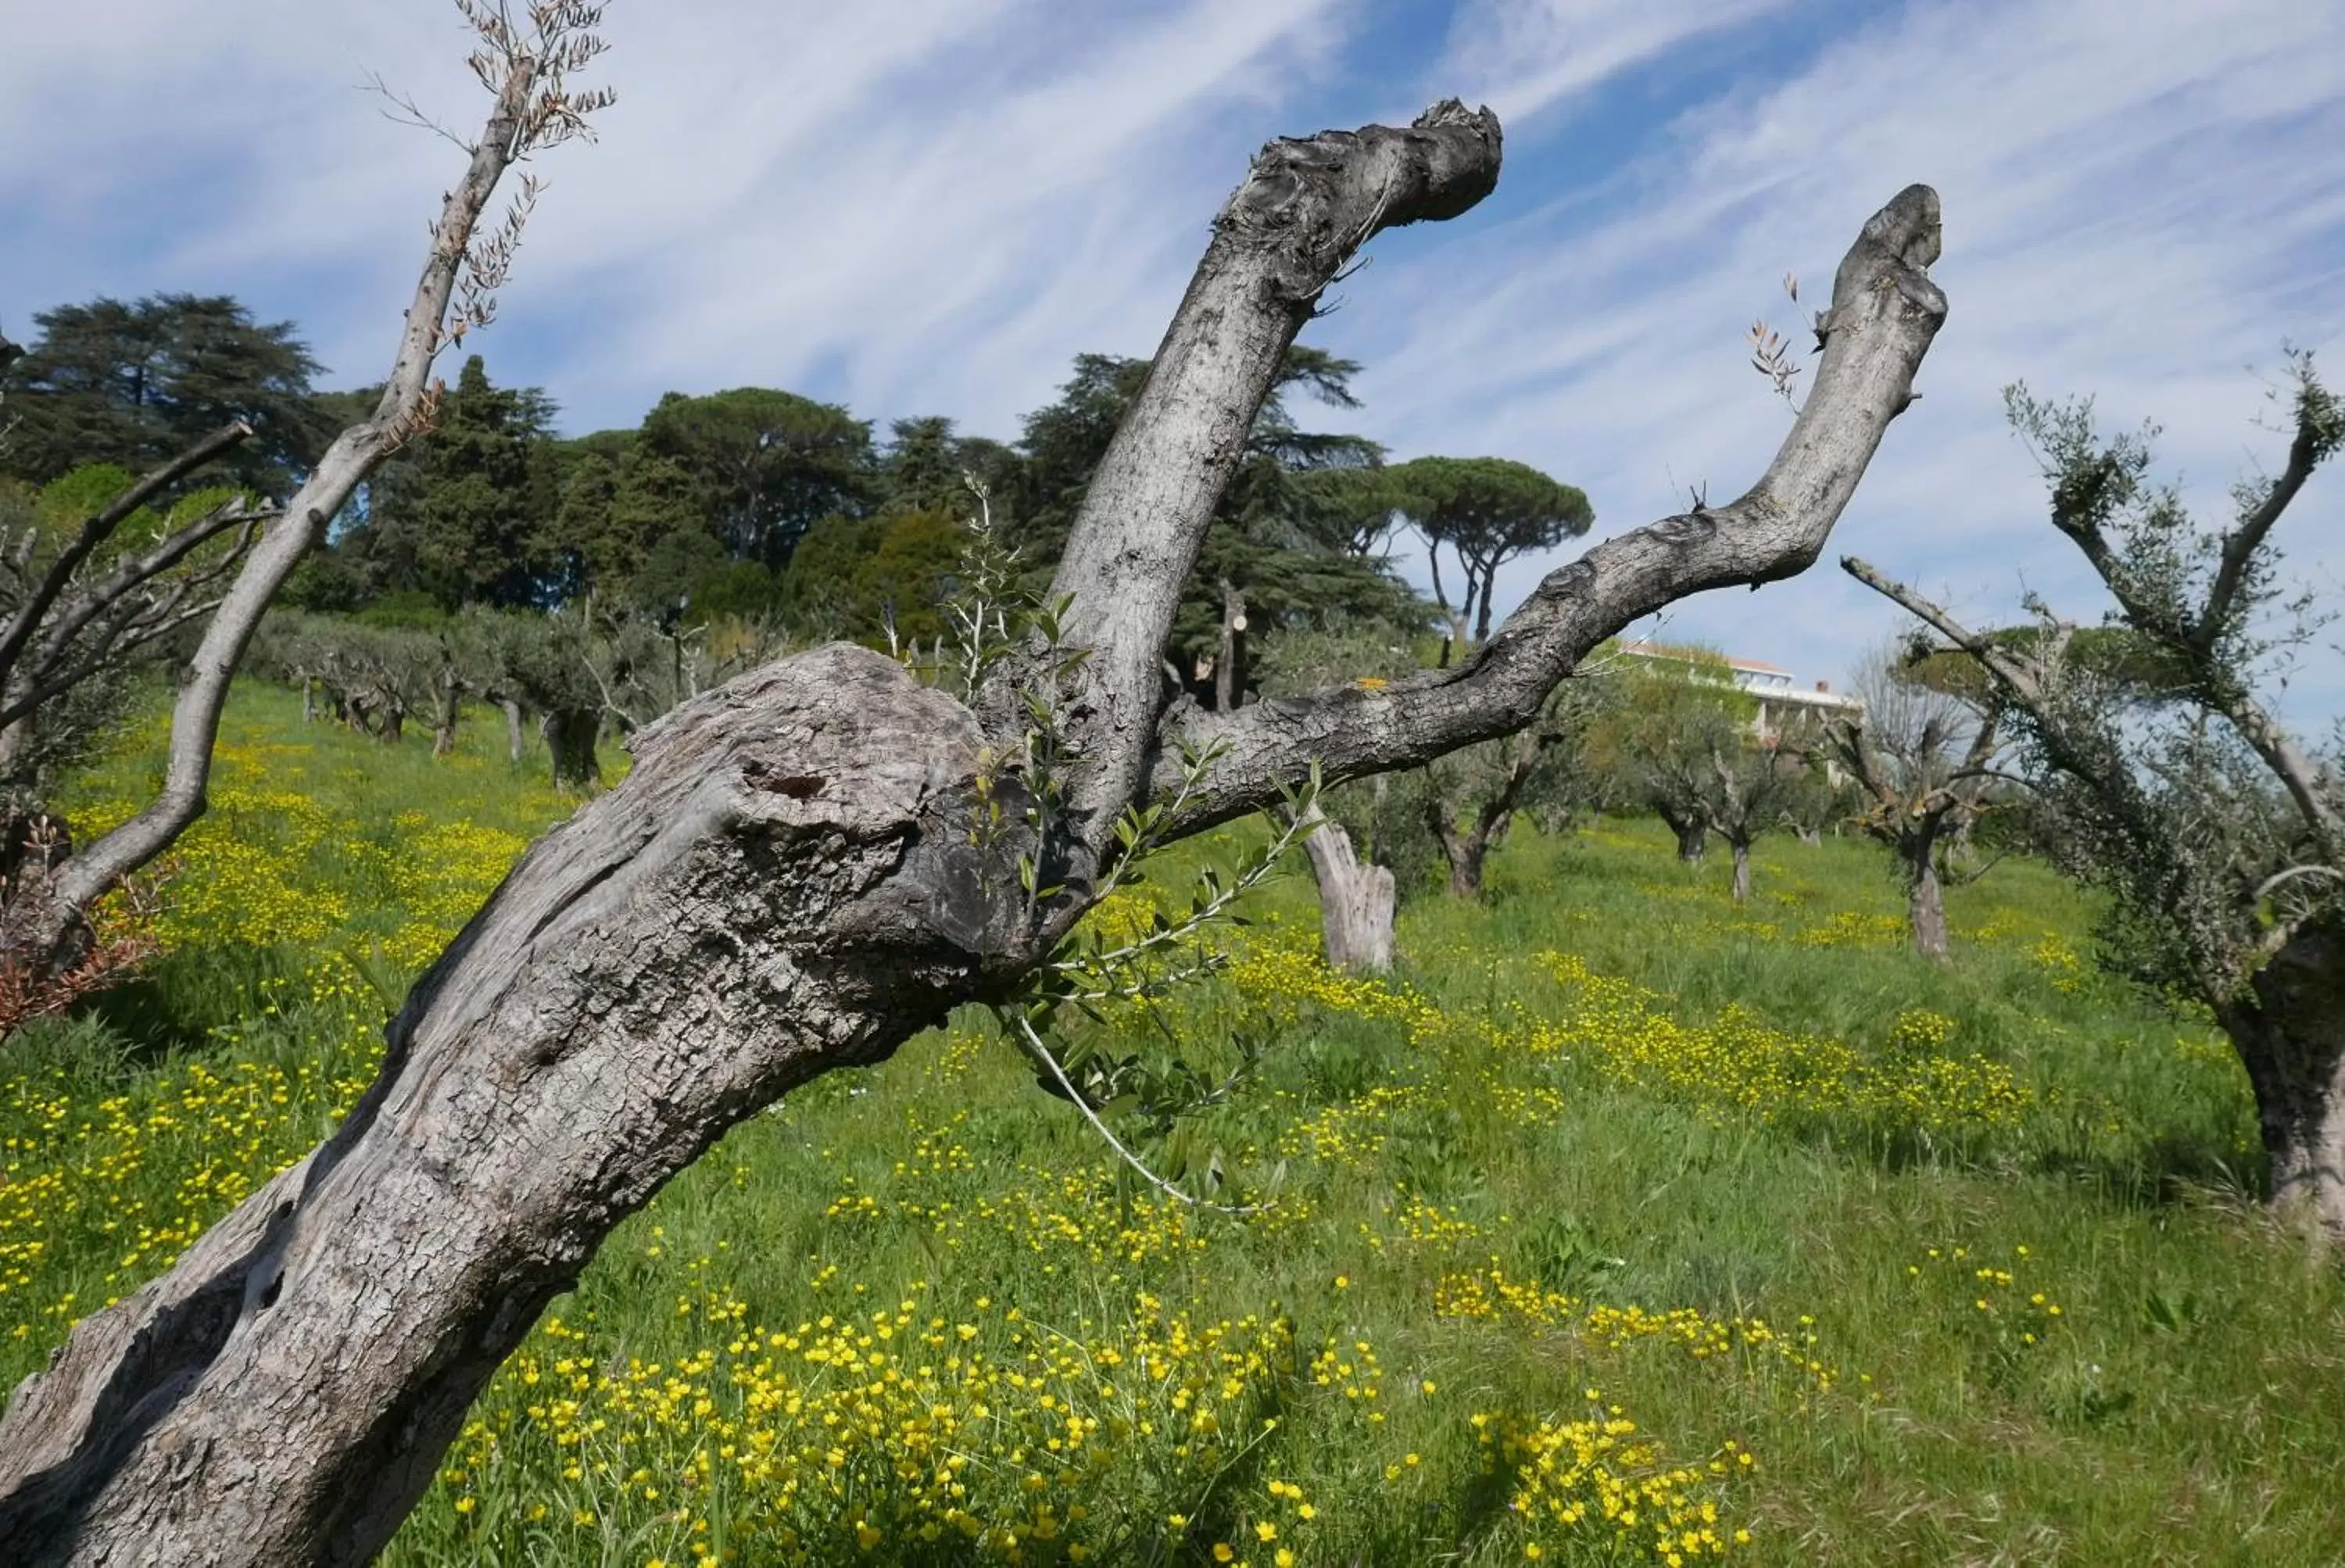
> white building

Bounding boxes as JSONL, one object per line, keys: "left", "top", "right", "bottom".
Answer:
{"left": 1615, "top": 639, "right": 1862, "bottom": 742}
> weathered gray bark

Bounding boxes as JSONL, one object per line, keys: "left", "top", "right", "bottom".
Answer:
{"left": 1143, "top": 186, "right": 1945, "bottom": 833}
{"left": 1906, "top": 844, "right": 1949, "bottom": 961}
{"left": 0, "top": 124, "right": 1946, "bottom": 1563}
{"left": 1036, "top": 100, "right": 1505, "bottom": 867}
{"left": 1730, "top": 836, "right": 1752, "bottom": 903}
{"left": 2229, "top": 920, "right": 2345, "bottom": 1238}
{"left": 0, "top": 648, "right": 1014, "bottom": 1566}
{"left": 498, "top": 696, "right": 526, "bottom": 764}
{"left": 541, "top": 709, "right": 601, "bottom": 793}
{"left": 1302, "top": 814, "right": 1394, "bottom": 972}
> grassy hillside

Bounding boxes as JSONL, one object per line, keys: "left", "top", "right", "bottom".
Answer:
{"left": 6, "top": 682, "right": 2343, "bottom": 1566}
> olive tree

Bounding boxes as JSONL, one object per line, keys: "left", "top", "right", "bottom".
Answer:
{"left": 1846, "top": 355, "right": 2344, "bottom": 1237}
{"left": 1420, "top": 675, "right": 1612, "bottom": 900}
{"left": 1593, "top": 646, "right": 1748, "bottom": 866}
{"left": 0, "top": 91, "right": 1948, "bottom": 1564}
{"left": 1824, "top": 645, "right": 2000, "bottom": 960}
{"left": 0, "top": 0, "right": 613, "bottom": 980}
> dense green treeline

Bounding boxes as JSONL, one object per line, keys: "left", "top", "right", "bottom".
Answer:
{"left": 0, "top": 293, "right": 1595, "bottom": 707}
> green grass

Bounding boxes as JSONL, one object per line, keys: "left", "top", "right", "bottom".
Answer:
{"left": 5, "top": 682, "right": 2343, "bottom": 1566}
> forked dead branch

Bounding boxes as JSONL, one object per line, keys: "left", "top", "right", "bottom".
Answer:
{"left": 0, "top": 85, "right": 1946, "bottom": 1568}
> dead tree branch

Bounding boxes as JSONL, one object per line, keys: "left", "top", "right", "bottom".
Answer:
{"left": 1150, "top": 184, "right": 1946, "bottom": 831}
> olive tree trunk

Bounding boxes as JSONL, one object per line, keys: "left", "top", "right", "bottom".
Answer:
{"left": 541, "top": 708, "right": 602, "bottom": 793}
{"left": 0, "top": 109, "right": 1946, "bottom": 1563}
{"left": 1730, "top": 836, "right": 1753, "bottom": 903}
{"left": 429, "top": 673, "right": 461, "bottom": 760}
{"left": 0, "top": 649, "right": 1011, "bottom": 1566}
{"left": 498, "top": 696, "right": 526, "bottom": 764}
{"left": 1905, "top": 839, "right": 1950, "bottom": 961}
{"left": 1658, "top": 804, "right": 1706, "bottom": 865}
{"left": 2224, "top": 919, "right": 2345, "bottom": 1238}
{"left": 1303, "top": 814, "right": 1394, "bottom": 972}
{"left": 1436, "top": 818, "right": 1496, "bottom": 899}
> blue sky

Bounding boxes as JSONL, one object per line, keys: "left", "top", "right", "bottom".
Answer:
{"left": 5, "top": 0, "right": 2342, "bottom": 715}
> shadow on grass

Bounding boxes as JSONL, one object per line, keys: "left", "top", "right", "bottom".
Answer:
{"left": 70, "top": 943, "right": 298, "bottom": 1063}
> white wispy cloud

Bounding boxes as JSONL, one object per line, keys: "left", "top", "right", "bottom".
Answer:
{"left": 5, "top": 0, "right": 2339, "bottom": 716}
{"left": 1343, "top": 0, "right": 2345, "bottom": 713}
{"left": 1, "top": 0, "right": 1344, "bottom": 434}
{"left": 1432, "top": 0, "right": 1792, "bottom": 127}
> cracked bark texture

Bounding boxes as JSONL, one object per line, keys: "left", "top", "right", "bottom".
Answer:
{"left": 0, "top": 647, "right": 1017, "bottom": 1564}
{"left": 1038, "top": 101, "right": 1502, "bottom": 864}
{"left": 0, "top": 99, "right": 1949, "bottom": 1564}
{"left": 2232, "top": 920, "right": 2345, "bottom": 1237}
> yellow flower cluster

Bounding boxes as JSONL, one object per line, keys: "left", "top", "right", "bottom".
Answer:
{"left": 1476, "top": 1400, "right": 1752, "bottom": 1567}
{"left": 1224, "top": 943, "right": 1448, "bottom": 1042}
{"left": 0, "top": 961, "right": 378, "bottom": 1344}
{"left": 1907, "top": 1242, "right": 2066, "bottom": 1354}
{"left": 1798, "top": 911, "right": 1910, "bottom": 949}
{"left": 1532, "top": 954, "right": 2031, "bottom": 1133}
{"left": 1280, "top": 1084, "right": 1427, "bottom": 1168}
{"left": 1432, "top": 1265, "right": 1840, "bottom": 1394}
{"left": 68, "top": 736, "right": 553, "bottom": 977}
{"left": 73, "top": 784, "right": 349, "bottom": 950}
{"left": 442, "top": 1286, "right": 1294, "bottom": 1566}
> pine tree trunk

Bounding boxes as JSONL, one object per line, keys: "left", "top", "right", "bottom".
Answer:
{"left": 1906, "top": 849, "right": 1950, "bottom": 961}
{"left": 0, "top": 648, "right": 1016, "bottom": 1566}
{"left": 1731, "top": 839, "right": 1752, "bottom": 903}
{"left": 542, "top": 709, "right": 602, "bottom": 793}
{"left": 1301, "top": 816, "right": 1394, "bottom": 972}
{"left": 2225, "top": 919, "right": 2345, "bottom": 1243}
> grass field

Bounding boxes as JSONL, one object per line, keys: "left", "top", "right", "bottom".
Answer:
{"left": 7, "top": 681, "right": 2344, "bottom": 1566}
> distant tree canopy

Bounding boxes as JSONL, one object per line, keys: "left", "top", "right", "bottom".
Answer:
{"left": 336, "top": 355, "right": 562, "bottom": 609}
{"left": 635, "top": 386, "right": 873, "bottom": 569}
{"left": 6, "top": 288, "right": 1599, "bottom": 711}
{"left": 1386, "top": 454, "right": 1595, "bottom": 652}
{"left": 0, "top": 293, "right": 331, "bottom": 498}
